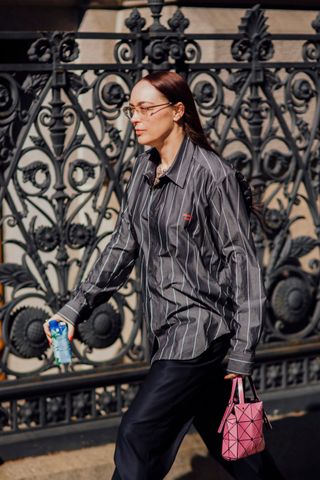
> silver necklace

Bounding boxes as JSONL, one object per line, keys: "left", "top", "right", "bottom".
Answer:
{"left": 156, "top": 164, "right": 168, "bottom": 176}
{"left": 154, "top": 163, "right": 168, "bottom": 186}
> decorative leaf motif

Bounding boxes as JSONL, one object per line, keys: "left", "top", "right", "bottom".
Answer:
{"left": 168, "top": 10, "right": 190, "bottom": 32}
{"left": 125, "top": 8, "right": 146, "bottom": 33}
{"left": 71, "top": 134, "right": 86, "bottom": 148}
{"left": 226, "top": 70, "right": 249, "bottom": 93}
{"left": 230, "top": 127, "right": 247, "bottom": 140}
{"left": 232, "top": 4, "right": 274, "bottom": 62}
{"left": 21, "top": 161, "right": 50, "bottom": 192}
{"left": 27, "top": 32, "right": 79, "bottom": 63}
{"left": 268, "top": 126, "right": 279, "bottom": 137}
{"left": 69, "top": 159, "right": 96, "bottom": 188}
{"left": 280, "top": 236, "right": 292, "bottom": 264}
{"left": 265, "top": 70, "right": 282, "bottom": 90}
{"left": 289, "top": 237, "right": 319, "bottom": 259}
{"left": 21, "top": 73, "right": 50, "bottom": 96}
{"left": 0, "top": 263, "right": 38, "bottom": 288}
{"left": 30, "top": 136, "right": 46, "bottom": 148}
{"left": 68, "top": 72, "right": 89, "bottom": 94}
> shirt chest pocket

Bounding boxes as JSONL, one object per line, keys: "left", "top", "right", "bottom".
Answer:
{"left": 165, "top": 202, "right": 208, "bottom": 252}
{"left": 184, "top": 209, "right": 206, "bottom": 248}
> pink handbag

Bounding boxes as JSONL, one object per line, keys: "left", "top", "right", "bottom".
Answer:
{"left": 218, "top": 376, "right": 272, "bottom": 461}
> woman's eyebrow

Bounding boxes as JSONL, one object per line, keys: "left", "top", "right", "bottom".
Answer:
{"left": 128, "top": 101, "right": 156, "bottom": 106}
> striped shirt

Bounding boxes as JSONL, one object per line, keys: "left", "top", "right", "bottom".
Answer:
{"left": 57, "top": 135, "right": 267, "bottom": 375}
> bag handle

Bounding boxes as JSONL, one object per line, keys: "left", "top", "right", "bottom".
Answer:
{"left": 236, "top": 376, "right": 245, "bottom": 403}
{"left": 218, "top": 376, "right": 273, "bottom": 433}
{"left": 229, "top": 376, "right": 238, "bottom": 403}
{"left": 223, "top": 376, "right": 245, "bottom": 406}
{"left": 247, "top": 375, "right": 260, "bottom": 401}
{"left": 217, "top": 377, "right": 238, "bottom": 434}
{"left": 217, "top": 377, "right": 244, "bottom": 433}
{"left": 247, "top": 376, "right": 273, "bottom": 430}
{"left": 225, "top": 376, "right": 259, "bottom": 405}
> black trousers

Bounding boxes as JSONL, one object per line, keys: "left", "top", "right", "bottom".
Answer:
{"left": 111, "top": 335, "right": 284, "bottom": 480}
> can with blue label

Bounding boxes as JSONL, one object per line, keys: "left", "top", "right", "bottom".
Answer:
{"left": 48, "top": 319, "right": 72, "bottom": 365}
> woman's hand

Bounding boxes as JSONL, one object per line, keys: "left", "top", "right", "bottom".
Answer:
{"left": 224, "top": 373, "right": 242, "bottom": 380}
{"left": 43, "top": 316, "right": 75, "bottom": 345}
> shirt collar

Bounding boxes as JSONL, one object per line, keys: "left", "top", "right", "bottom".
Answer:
{"left": 142, "top": 135, "right": 195, "bottom": 189}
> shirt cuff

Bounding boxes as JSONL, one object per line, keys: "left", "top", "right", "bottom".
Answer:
{"left": 226, "top": 351, "right": 255, "bottom": 376}
{"left": 55, "top": 302, "right": 81, "bottom": 327}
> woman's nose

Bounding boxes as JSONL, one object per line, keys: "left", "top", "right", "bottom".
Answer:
{"left": 131, "top": 110, "right": 140, "bottom": 122}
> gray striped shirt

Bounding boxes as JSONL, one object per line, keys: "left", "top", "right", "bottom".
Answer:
{"left": 57, "top": 135, "right": 266, "bottom": 375}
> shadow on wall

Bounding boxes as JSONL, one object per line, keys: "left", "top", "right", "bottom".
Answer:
{"left": 0, "top": 2, "right": 91, "bottom": 31}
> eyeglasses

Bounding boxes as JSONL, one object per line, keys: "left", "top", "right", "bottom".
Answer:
{"left": 122, "top": 102, "right": 173, "bottom": 119}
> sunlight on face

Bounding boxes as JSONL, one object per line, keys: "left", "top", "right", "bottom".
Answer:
{"left": 129, "top": 80, "right": 176, "bottom": 147}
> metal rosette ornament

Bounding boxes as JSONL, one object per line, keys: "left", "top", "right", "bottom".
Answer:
{"left": 77, "top": 303, "right": 123, "bottom": 349}
{"left": 10, "top": 307, "right": 49, "bottom": 359}
{"left": 265, "top": 263, "right": 318, "bottom": 342}
{"left": 274, "top": 277, "right": 311, "bottom": 320}
{"left": 270, "top": 274, "right": 314, "bottom": 335}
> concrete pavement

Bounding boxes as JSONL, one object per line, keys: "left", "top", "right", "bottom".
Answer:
{"left": 0, "top": 431, "right": 232, "bottom": 480}
{"left": 1, "top": 410, "right": 319, "bottom": 480}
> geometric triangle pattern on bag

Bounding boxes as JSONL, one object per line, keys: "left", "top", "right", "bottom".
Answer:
{"left": 218, "top": 377, "right": 271, "bottom": 461}
{"left": 221, "top": 401, "right": 266, "bottom": 461}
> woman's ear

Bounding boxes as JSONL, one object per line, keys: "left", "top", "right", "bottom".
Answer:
{"left": 173, "top": 102, "right": 185, "bottom": 122}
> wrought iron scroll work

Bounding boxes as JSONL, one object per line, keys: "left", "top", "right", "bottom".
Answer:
{"left": 0, "top": 32, "right": 144, "bottom": 377}
{"left": 0, "top": 1, "right": 318, "bottom": 385}
{"left": 186, "top": 4, "right": 320, "bottom": 345}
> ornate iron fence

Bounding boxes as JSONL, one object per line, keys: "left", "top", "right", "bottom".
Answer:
{"left": 0, "top": 0, "right": 319, "bottom": 458}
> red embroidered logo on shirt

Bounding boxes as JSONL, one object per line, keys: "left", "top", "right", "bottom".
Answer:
{"left": 182, "top": 213, "right": 192, "bottom": 221}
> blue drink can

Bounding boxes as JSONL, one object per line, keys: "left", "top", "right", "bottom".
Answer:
{"left": 48, "top": 319, "right": 72, "bottom": 365}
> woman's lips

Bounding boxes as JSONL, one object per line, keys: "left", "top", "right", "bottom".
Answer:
{"left": 135, "top": 130, "right": 145, "bottom": 136}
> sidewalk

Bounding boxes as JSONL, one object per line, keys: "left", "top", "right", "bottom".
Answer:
{"left": 0, "top": 431, "right": 231, "bottom": 480}
{"left": 1, "top": 410, "right": 319, "bottom": 480}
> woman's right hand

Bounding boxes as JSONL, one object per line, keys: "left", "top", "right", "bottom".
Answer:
{"left": 43, "top": 316, "right": 75, "bottom": 345}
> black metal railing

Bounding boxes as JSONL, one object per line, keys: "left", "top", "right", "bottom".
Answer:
{"left": 0, "top": 0, "right": 319, "bottom": 456}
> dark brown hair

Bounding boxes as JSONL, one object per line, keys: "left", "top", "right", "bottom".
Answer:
{"left": 141, "top": 71, "right": 263, "bottom": 220}
{"left": 142, "top": 71, "right": 213, "bottom": 152}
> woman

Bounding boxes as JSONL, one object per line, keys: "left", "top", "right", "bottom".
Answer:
{"left": 43, "top": 71, "right": 280, "bottom": 480}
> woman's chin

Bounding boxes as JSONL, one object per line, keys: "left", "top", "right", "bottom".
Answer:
{"left": 136, "top": 137, "right": 150, "bottom": 146}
